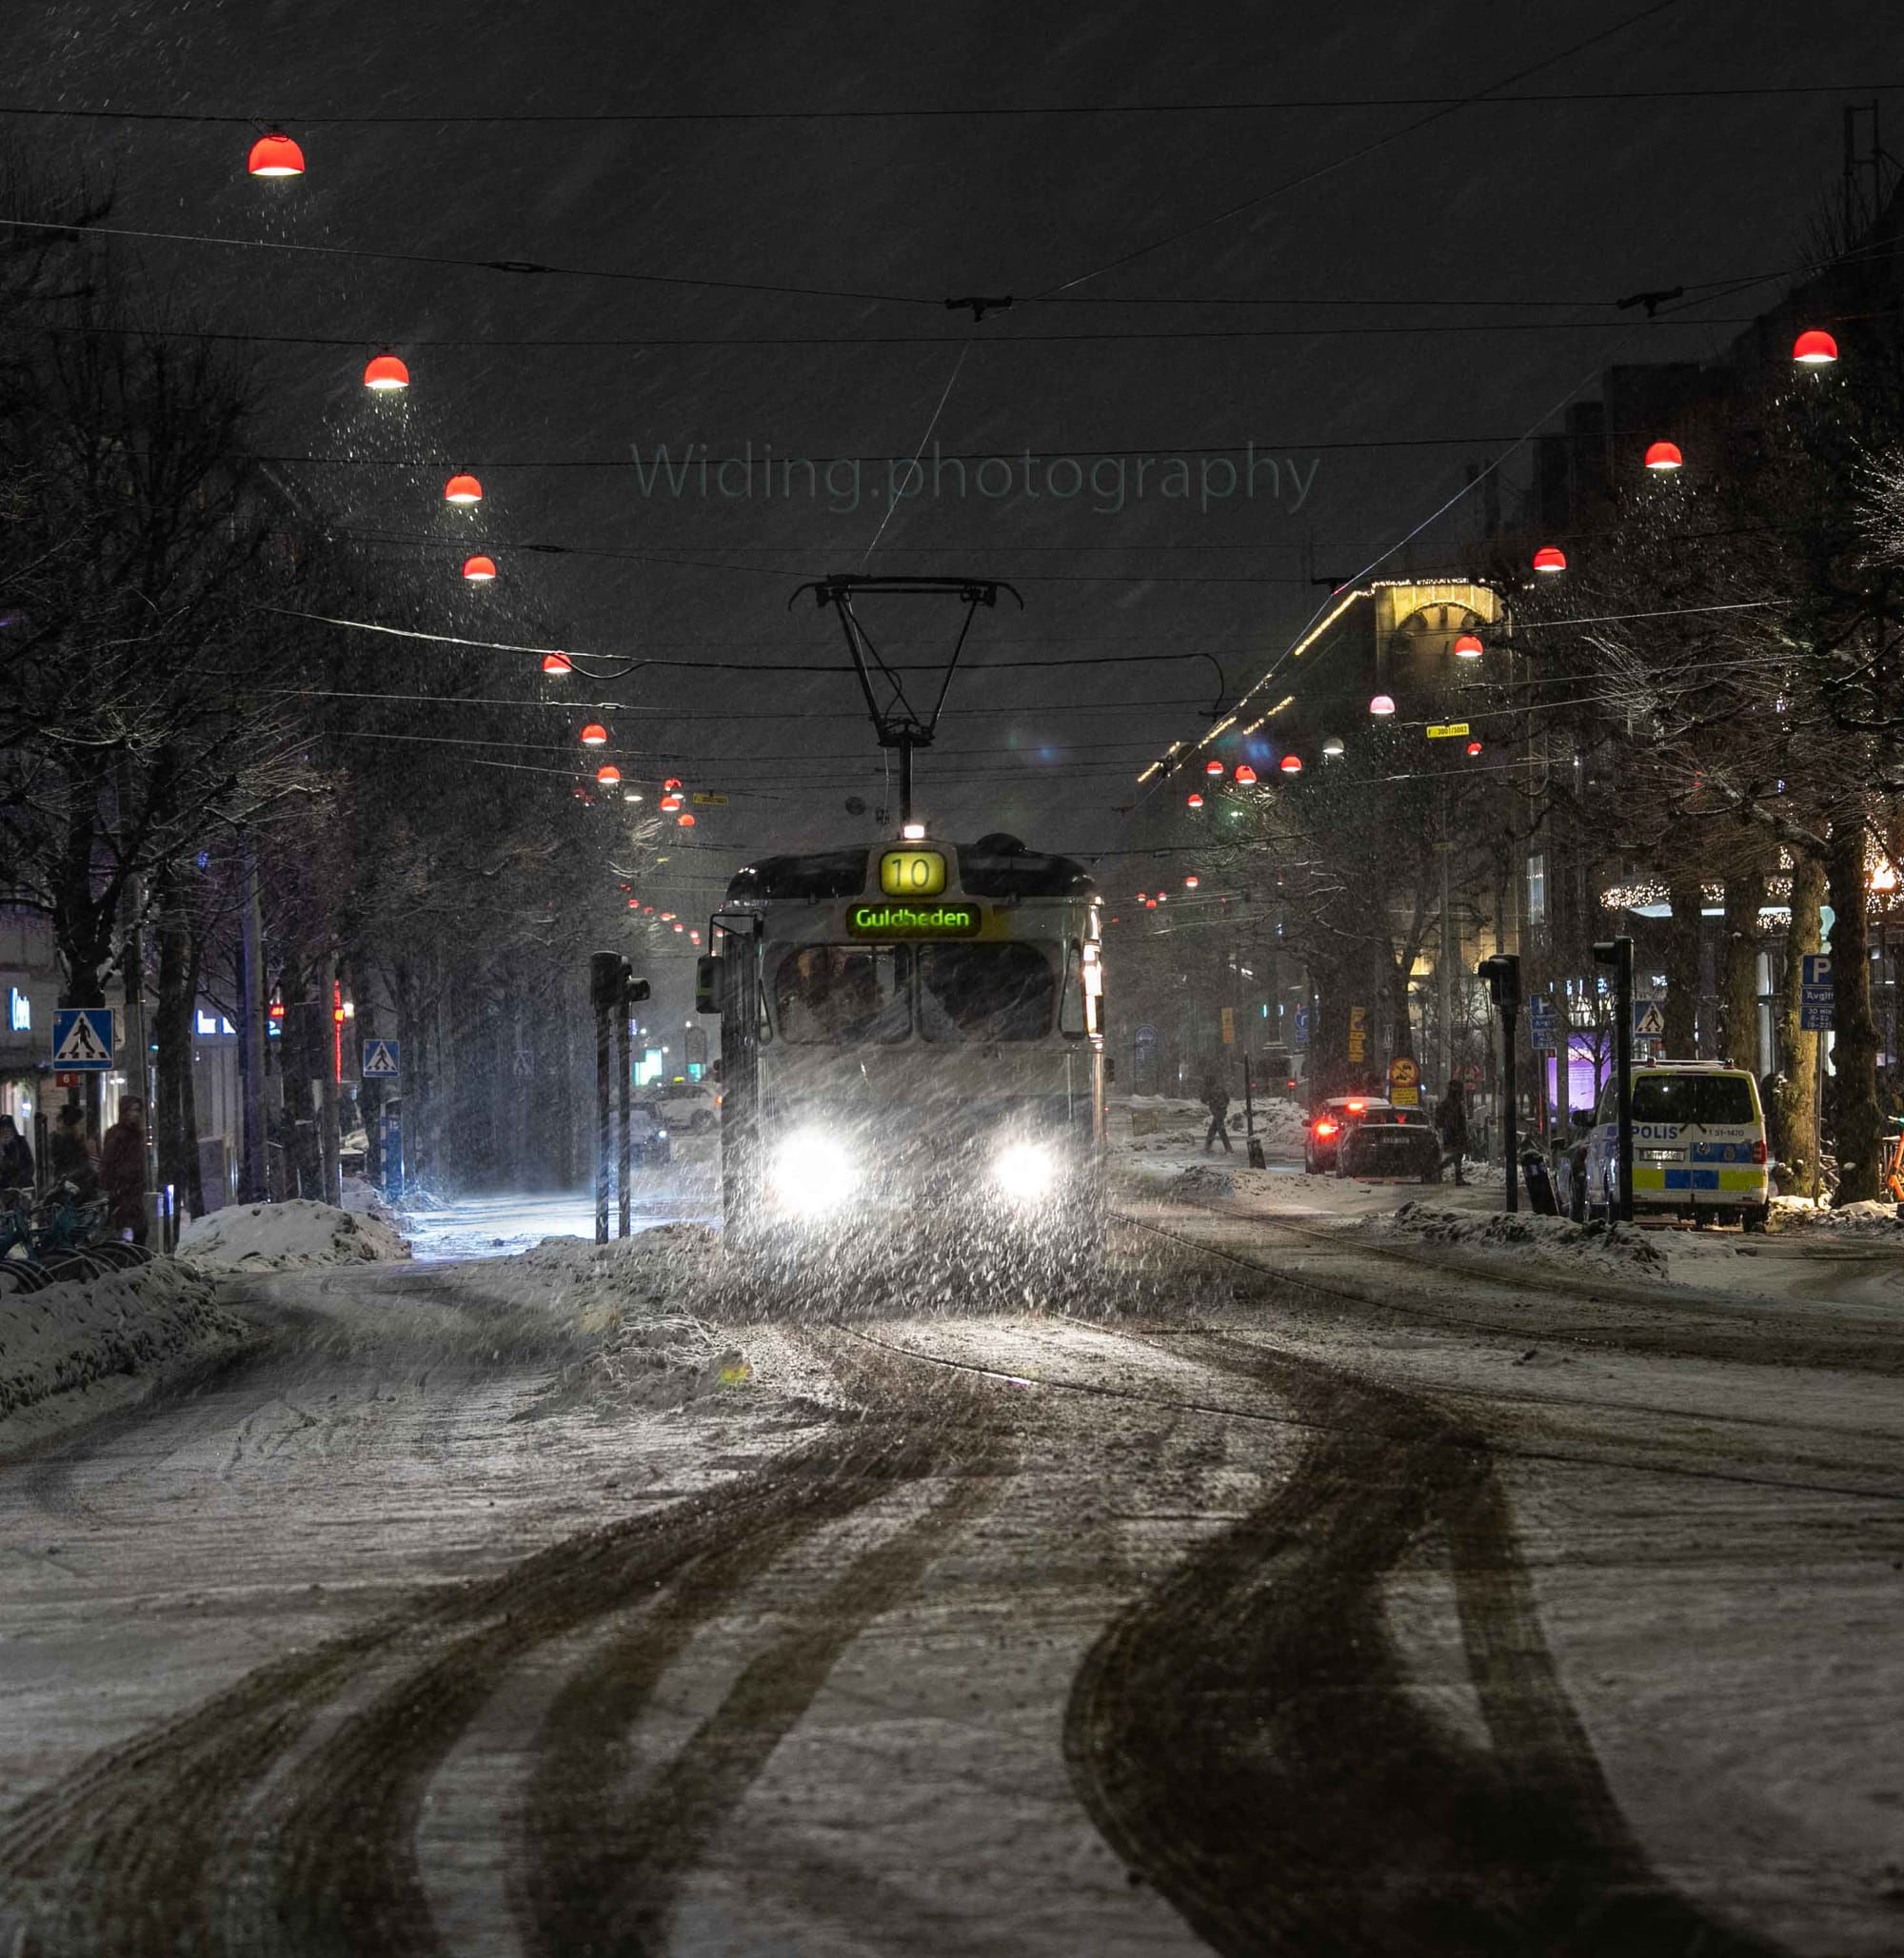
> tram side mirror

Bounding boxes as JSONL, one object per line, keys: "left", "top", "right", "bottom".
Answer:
{"left": 695, "top": 956, "right": 725, "bottom": 1016}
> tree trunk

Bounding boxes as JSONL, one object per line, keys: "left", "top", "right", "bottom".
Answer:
{"left": 1826, "top": 822, "right": 1881, "bottom": 1203}
{"left": 152, "top": 868, "right": 207, "bottom": 1218}
{"left": 1719, "top": 873, "right": 1765, "bottom": 1072}
{"left": 1663, "top": 876, "right": 1702, "bottom": 1056}
{"left": 1773, "top": 857, "right": 1825, "bottom": 1194}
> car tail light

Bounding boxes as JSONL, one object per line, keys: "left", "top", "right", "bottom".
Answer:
{"left": 1752, "top": 1139, "right": 1767, "bottom": 1164}
{"left": 1345, "top": 1100, "right": 1365, "bottom": 1113}
{"left": 1315, "top": 1119, "right": 1339, "bottom": 1137}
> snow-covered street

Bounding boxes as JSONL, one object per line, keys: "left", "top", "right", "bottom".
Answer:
{"left": 3, "top": 1175, "right": 1900, "bottom": 1955}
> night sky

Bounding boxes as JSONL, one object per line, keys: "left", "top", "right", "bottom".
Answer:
{"left": 8, "top": 0, "right": 1887, "bottom": 866}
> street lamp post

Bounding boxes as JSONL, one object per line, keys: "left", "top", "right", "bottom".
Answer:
{"left": 1593, "top": 936, "right": 1636, "bottom": 1221}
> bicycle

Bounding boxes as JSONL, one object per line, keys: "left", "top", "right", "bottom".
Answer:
{"left": 1880, "top": 1117, "right": 1904, "bottom": 1214}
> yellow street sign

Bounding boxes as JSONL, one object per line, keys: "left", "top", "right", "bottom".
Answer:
{"left": 1425, "top": 722, "right": 1471, "bottom": 740}
{"left": 690, "top": 791, "right": 729, "bottom": 806}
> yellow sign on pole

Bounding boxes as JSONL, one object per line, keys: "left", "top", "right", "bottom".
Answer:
{"left": 1220, "top": 1006, "right": 1236, "bottom": 1046}
{"left": 1388, "top": 1055, "right": 1421, "bottom": 1107}
{"left": 1425, "top": 722, "right": 1471, "bottom": 740}
{"left": 1347, "top": 1003, "right": 1368, "bottom": 1063}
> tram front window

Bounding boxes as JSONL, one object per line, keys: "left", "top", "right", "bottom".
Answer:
{"left": 774, "top": 945, "right": 911, "bottom": 1043}
{"left": 918, "top": 943, "right": 1053, "bottom": 1041}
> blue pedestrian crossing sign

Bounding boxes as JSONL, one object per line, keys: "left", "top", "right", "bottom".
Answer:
{"left": 361, "top": 1038, "right": 401, "bottom": 1078}
{"left": 50, "top": 1007, "right": 114, "bottom": 1070}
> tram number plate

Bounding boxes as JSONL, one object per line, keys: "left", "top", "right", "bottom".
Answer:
{"left": 879, "top": 848, "right": 948, "bottom": 897}
{"left": 846, "top": 902, "right": 982, "bottom": 939}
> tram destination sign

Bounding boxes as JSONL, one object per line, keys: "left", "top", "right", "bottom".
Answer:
{"left": 845, "top": 901, "right": 983, "bottom": 939}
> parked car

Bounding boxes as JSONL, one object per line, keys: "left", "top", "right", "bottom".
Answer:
{"left": 1583, "top": 1060, "right": 1768, "bottom": 1228}
{"left": 627, "top": 1099, "right": 672, "bottom": 1167}
{"left": 655, "top": 1080, "right": 717, "bottom": 1134}
{"left": 1303, "top": 1097, "right": 1385, "bottom": 1174}
{"left": 1338, "top": 1104, "right": 1440, "bottom": 1181}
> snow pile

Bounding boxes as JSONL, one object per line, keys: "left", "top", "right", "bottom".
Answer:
{"left": 0, "top": 1256, "right": 249, "bottom": 1424}
{"left": 506, "top": 1226, "right": 740, "bottom": 1409}
{"left": 1371, "top": 1201, "right": 1670, "bottom": 1278}
{"left": 178, "top": 1198, "right": 410, "bottom": 1271}
{"left": 1793, "top": 1198, "right": 1904, "bottom": 1235}
{"left": 1118, "top": 1095, "right": 1307, "bottom": 1160}
{"left": 1170, "top": 1164, "right": 1289, "bottom": 1201}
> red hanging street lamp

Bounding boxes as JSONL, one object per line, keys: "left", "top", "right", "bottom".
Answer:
{"left": 1186, "top": 792, "right": 1204, "bottom": 808}
{"left": 659, "top": 793, "right": 684, "bottom": 812}
{"left": 1369, "top": 694, "right": 1396, "bottom": 717}
{"left": 542, "top": 652, "right": 572, "bottom": 675}
{"left": 679, "top": 812, "right": 697, "bottom": 827}
{"left": 444, "top": 473, "right": 483, "bottom": 504}
{"left": 595, "top": 763, "right": 621, "bottom": 785}
{"left": 363, "top": 354, "right": 409, "bottom": 392}
{"left": 247, "top": 132, "right": 305, "bottom": 178}
{"left": 1466, "top": 740, "right": 1483, "bottom": 756}
{"left": 1233, "top": 762, "right": 1259, "bottom": 785}
{"left": 462, "top": 554, "right": 497, "bottom": 583}
{"left": 1204, "top": 759, "right": 1224, "bottom": 777}
{"left": 1279, "top": 753, "right": 1303, "bottom": 774}
{"left": 1184, "top": 875, "right": 1200, "bottom": 888}
{"left": 1532, "top": 544, "right": 1567, "bottom": 574}
{"left": 579, "top": 722, "right": 608, "bottom": 747}
{"left": 1793, "top": 328, "right": 1838, "bottom": 366}
{"left": 1643, "top": 440, "right": 1683, "bottom": 471}
{"left": 1452, "top": 632, "right": 1483, "bottom": 660}
{"left": 663, "top": 777, "right": 683, "bottom": 791}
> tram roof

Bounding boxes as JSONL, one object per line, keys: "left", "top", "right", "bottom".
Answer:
{"left": 726, "top": 835, "right": 1095, "bottom": 903}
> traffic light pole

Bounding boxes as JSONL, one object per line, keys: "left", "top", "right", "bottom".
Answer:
{"left": 591, "top": 952, "right": 653, "bottom": 1245}
{"left": 1478, "top": 954, "right": 1521, "bottom": 1214}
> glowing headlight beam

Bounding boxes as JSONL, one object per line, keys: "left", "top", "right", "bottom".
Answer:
{"left": 993, "top": 1142, "right": 1057, "bottom": 1202}
{"left": 768, "top": 1130, "right": 858, "bottom": 1216}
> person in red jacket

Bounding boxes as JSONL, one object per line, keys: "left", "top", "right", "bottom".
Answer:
{"left": 100, "top": 1097, "right": 148, "bottom": 1244}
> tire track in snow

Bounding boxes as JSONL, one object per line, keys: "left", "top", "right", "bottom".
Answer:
{"left": 1062, "top": 1333, "right": 1792, "bottom": 1957}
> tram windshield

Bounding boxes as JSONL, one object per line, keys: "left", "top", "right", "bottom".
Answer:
{"left": 918, "top": 943, "right": 1053, "bottom": 1041}
{"left": 774, "top": 945, "right": 911, "bottom": 1043}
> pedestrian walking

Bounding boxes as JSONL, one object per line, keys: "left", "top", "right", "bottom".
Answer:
{"left": 1436, "top": 1078, "right": 1469, "bottom": 1186}
{"left": 48, "top": 1104, "right": 97, "bottom": 1197}
{"left": 101, "top": 1097, "right": 148, "bottom": 1244}
{"left": 1201, "top": 1069, "right": 1233, "bottom": 1154}
{"left": 0, "top": 1114, "right": 32, "bottom": 1190}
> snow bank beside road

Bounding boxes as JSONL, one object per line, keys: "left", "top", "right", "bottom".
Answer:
{"left": 179, "top": 1198, "right": 410, "bottom": 1272}
{"left": 1366, "top": 1201, "right": 1669, "bottom": 1278}
{"left": 1, "top": 1257, "right": 249, "bottom": 1427}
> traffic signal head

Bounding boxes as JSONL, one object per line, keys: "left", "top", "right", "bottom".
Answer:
{"left": 1476, "top": 953, "right": 1520, "bottom": 1009}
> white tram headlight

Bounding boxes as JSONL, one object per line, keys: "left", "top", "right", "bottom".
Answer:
{"left": 993, "top": 1142, "right": 1058, "bottom": 1203}
{"left": 769, "top": 1129, "right": 858, "bottom": 1216}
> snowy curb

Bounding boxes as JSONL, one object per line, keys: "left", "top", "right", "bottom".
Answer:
{"left": 178, "top": 1198, "right": 411, "bottom": 1272}
{"left": 0, "top": 1256, "right": 251, "bottom": 1428}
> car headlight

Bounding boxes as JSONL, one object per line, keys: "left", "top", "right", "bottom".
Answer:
{"left": 993, "top": 1141, "right": 1058, "bottom": 1202}
{"left": 769, "top": 1130, "right": 857, "bottom": 1216}
{"left": 656, "top": 1128, "right": 667, "bottom": 1140}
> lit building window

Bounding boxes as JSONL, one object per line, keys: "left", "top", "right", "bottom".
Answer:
{"left": 8, "top": 988, "right": 29, "bottom": 1032}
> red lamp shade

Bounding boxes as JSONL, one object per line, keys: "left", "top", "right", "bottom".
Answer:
{"left": 248, "top": 132, "right": 305, "bottom": 177}
{"left": 1466, "top": 740, "right": 1483, "bottom": 756}
{"left": 363, "top": 354, "right": 409, "bottom": 392}
{"left": 1532, "top": 544, "right": 1567, "bottom": 574}
{"left": 444, "top": 473, "right": 484, "bottom": 504}
{"left": 1184, "top": 875, "right": 1200, "bottom": 889}
{"left": 579, "top": 722, "right": 608, "bottom": 747}
{"left": 1145, "top": 900, "right": 1158, "bottom": 910}
{"left": 542, "top": 652, "right": 572, "bottom": 675}
{"left": 1793, "top": 328, "right": 1838, "bottom": 366}
{"left": 1643, "top": 441, "right": 1683, "bottom": 471}
{"left": 660, "top": 912, "right": 675, "bottom": 922}
{"left": 1186, "top": 792, "right": 1204, "bottom": 808}
{"left": 1279, "top": 754, "right": 1303, "bottom": 774}
{"left": 462, "top": 554, "right": 497, "bottom": 583}
{"left": 673, "top": 922, "right": 684, "bottom": 932}
{"left": 662, "top": 777, "right": 683, "bottom": 792}
{"left": 1233, "top": 762, "right": 1259, "bottom": 785}
{"left": 627, "top": 898, "right": 640, "bottom": 909}
{"left": 1204, "top": 759, "right": 1224, "bottom": 777}
{"left": 659, "top": 793, "right": 684, "bottom": 812}
{"left": 678, "top": 812, "right": 697, "bottom": 827}
{"left": 1452, "top": 632, "right": 1483, "bottom": 660}
{"left": 1370, "top": 694, "right": 1396, "bottom": 717}
{"left": 595, "top": 763, "right": 621, "bottom": 784}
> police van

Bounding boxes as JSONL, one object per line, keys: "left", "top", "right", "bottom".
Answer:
{"left": 1585, "top": 1060, "right": 1769, "bottom": 1230}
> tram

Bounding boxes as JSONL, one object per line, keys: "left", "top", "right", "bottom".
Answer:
{"left": 695, "top": 830, "right": 1105, "bottom": 1254}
